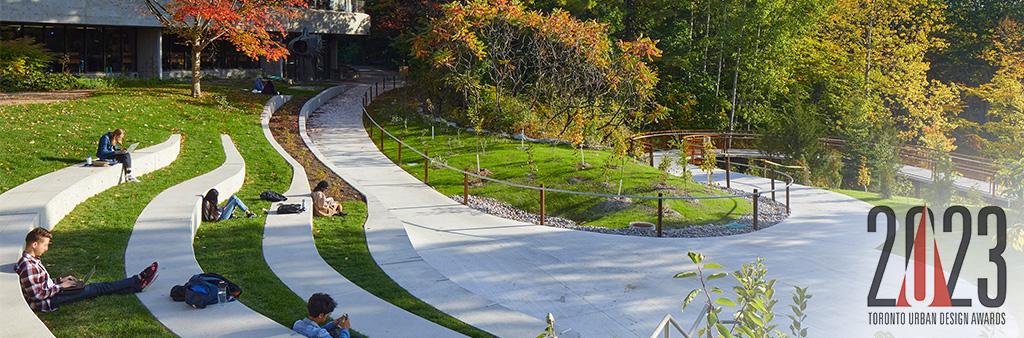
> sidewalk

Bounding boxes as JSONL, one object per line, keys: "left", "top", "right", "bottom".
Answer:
{"left": 307, "top": 80, "right": 1021, "bottom": 337}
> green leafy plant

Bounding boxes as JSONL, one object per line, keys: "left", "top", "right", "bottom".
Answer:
{"left": 675, "top": 252, "right": 812, "bottom": 338}
{"left": 700, "top": 137, "right": 718, "bottom": 185}
{"left": 0, "top": 37, "right": 53, "bottom": 75}
{"left": 537, "top": 312, "right": 558, "bottom": 338}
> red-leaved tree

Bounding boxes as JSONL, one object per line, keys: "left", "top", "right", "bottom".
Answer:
{"left": 143, "top": 0, "right": 307, "bottom": 98}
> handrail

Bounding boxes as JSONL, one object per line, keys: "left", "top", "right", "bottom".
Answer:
{"left": 649, "top": 314, "right": 691, "bottom": 338}
{"left": 629, "top": 130, "right": 1004, "bottom": 195}
{"left": 361, "top": 106, "right": 795, "bottom": 201}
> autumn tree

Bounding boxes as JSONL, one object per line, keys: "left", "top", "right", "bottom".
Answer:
{"left": 411, "top": 0, "right": 662, "bottom": 145}
{"left": 973, "top": 17, "right": 1024, "bottom": 161}
{"left": 143, "top": 0, "right": 307, "bottom": 98}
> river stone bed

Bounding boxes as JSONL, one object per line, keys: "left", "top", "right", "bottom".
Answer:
{"left": 448, "top": 184, "right": 789, "bottom": 238}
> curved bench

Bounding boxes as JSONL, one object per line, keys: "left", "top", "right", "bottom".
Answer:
{"left": 124, "top": 134, "right": 296, "bottom": 338}
{"left": 263, "top": 88, "right": 466, "bottom": 337}
{"left": 0, "top": 134, "right": 181, "bottom": 338}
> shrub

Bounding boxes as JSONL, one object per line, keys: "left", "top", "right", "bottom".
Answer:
{"left": 0, "top": 37, "right": 54, "bottom": 75}
{"left": 0, "top": 72, "right": 79, "bottom": 92}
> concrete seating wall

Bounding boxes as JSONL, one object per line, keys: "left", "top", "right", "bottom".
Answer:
{"left": 0, "top": 134, "right": 181, "bottom": 338}
{"left": 124, "top": 134, "right": 296, "bottom": 337}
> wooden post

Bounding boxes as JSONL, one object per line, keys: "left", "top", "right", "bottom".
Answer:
{"left": 463, "top": 173, "right": 469, "bottom": 205}
{"left": 380, "top": 126, "right": 385, "bottom": 151}
{"left": 364, "top": 92, "right": 367, "bottom": 105}
{"left": 375, "top": 82, "right": 379, "bottom": 95}
{"left": 649, "top": 148, "right": 654, "bottom": 167}
{"left": 770, "top": 168, "right": 776, "bottom": 201}
{"left": 397, "top": 137, "right": 402, "bottom": 164}
{"left": 786, "top": 186, "right": 791, "bottom": 215}
{"left": 424, "top": 150, "right": 430, "bottom": 184}
{"left": 752, "top": 189, "right": 759, "bottom": 231}
{"left": 726, "top": 156, "right": 731, "bottom": 188}
{"left": 540, "top": 184, "right": 546, "bottom": 225}
{"left": 657, "top": 193, "right": 663, "bottom": 238}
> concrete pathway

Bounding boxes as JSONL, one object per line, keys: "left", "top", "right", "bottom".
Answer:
{"left": 260, "top": 91, "right": 467, "bottom": 337}
{"left": 308, "top": 81, "right": 1022, "bottom": 337}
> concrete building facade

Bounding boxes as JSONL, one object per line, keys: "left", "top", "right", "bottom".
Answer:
{"left": 0, "top": 0, "right": 369, "bottom": 79}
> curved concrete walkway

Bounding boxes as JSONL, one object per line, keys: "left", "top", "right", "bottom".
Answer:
{"left": 307, "top": 82, "right": 1022, "bottom": 337}
{"left": 260, "top": 90, "right": 467, "bottom": 337}
{"left": 125, "top": 134, "right": 296, "bottom": 338}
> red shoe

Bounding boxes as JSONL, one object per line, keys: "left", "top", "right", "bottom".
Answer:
{"left": 138, "top": 262, "right": 159, "bottom": 291}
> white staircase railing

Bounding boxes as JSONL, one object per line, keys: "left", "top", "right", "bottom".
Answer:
{"left": 650, "top": 305, "right": 740, "bottom": 338}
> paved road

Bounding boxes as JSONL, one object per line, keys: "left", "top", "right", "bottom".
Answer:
{"left": 308, "top": 80, "right": 1022, "bottom": 338}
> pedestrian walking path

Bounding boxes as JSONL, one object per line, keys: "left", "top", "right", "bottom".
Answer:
{"left": 307, "top": 78, "right": 1021, "bottom": 337}
{"left": 260, "top": 90, "right": 467, "bottom": 337}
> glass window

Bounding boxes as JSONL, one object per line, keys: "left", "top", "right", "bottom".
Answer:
{"left": 85, "top": 26, "right": 103, "bottom": 72}
{"left": 104, "top": 27, "right": 122, "bottom": 73}
{"left": 121, "top": 28, "right": 137, "bottom": 72}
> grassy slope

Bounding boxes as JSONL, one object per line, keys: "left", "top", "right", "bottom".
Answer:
{"left": 1, "top": 85, "right": 307, "bottom": 336}
{"left": 365, "top": 88, "right": 752, "bottom": 229}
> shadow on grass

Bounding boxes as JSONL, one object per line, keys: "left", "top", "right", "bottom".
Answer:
{"left": 41, "top": 156, "right": 82, "bottom": 165}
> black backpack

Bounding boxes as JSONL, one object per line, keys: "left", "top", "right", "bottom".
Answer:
{"left": 277, "top": 203, "right": 305, "bottom": 214}
{"left": 170, "top": 273, "right": 241, "bottom": 309}
{"left": 260, "top": 190, "right": 287, "bottom": 202}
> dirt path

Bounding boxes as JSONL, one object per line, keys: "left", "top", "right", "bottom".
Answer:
{"left": 0, "top": 89, "right": 100, "bottom": 105}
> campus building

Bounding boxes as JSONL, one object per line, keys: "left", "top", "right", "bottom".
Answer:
{"left": 0, "top": 0, "right": 369, "bottom": 79}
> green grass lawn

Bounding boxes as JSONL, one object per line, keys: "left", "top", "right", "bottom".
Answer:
{"left": 2, "top": 84, "right": 309, "bottom": 336}
{"left": 364, "top": 88, "right": 752, "bottom": 229}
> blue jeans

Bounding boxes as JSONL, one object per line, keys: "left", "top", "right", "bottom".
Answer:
{"left": 50, "top": 276, "right": 141, "bottom": 309}
{"left": 218, "top": 195, "right": 249, "bottom": 221}
{"left": 99, "top": 153, "right": 133, "bottom": 171}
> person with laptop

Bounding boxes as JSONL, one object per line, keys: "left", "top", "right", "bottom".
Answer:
{"left": 96, "top": 128, "right": 141, "bottom": 182}
{"left": 14, "top": 227, "right": 159, "bottom": 312}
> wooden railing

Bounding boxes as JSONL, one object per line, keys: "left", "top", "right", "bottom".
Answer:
{"left": 629, "top": 130, "right": 1004, "bottom": 196}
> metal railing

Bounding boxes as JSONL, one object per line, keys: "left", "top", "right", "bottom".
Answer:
{"left": 359, "top": 79, "right": 795, "bottom": 236}
{"left": 629, "top": 130, "right": 1005, "bottom": 197}
{"left": 649, "top": 305, "right": 741, "bottom": 338}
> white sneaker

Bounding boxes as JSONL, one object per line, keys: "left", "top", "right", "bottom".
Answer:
{"left": 126, "top": 173, "right": 141, "bottom": 183}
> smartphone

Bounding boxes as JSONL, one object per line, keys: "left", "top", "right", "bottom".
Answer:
{"left": 341, "top": 313, "right": 348, "bottom": 321}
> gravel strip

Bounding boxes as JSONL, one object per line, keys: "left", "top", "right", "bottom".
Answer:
{"left": 448, "top": 183, "right": 790, "bottom": 238}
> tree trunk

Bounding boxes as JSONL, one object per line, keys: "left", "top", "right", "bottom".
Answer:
{"left": 191, "top": 43, "right": 203, "bottom": 98}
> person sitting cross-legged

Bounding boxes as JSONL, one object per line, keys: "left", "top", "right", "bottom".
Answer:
{"left": 202, "top": 188, "right": 257, "bottom": 222}
{"left": 14, "top": 227, "right": 159, "bottom": 312}
{"left": 96, "top": 128, "right": 140, "bottom": 182}
{"left": 293, "top": 293, "right": 362, "bottom": 338}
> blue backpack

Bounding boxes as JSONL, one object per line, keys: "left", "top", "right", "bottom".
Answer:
{"left": 181, "top": 273, "right": 241, "bottom": 309}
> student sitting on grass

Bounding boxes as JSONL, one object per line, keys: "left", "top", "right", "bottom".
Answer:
{"left": 293, "top": 293, "right": 361, "bottom": 338}
{"left": 96, "top": 128, "right": 140, "bottom": 182}
{"left": 201, "top": 188, "right": 258, "bottom": 222}
{"left": 312, "top": 181, "right": 347, "bottom": 217}
{"left": 14, "top": 227, "right": 159, "bottom": 312}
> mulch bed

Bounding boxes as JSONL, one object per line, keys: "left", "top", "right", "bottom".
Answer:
{"left": 268, "top": 96, "right": 363, "bottom": 202}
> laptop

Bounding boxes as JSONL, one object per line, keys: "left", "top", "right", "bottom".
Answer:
{"left": 123, "top": 142, "right": 140, "bottom": 154}
{"left": 61, "top": 266, "right": 95, "bottom": 293}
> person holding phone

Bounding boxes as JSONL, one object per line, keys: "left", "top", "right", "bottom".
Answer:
{"left": 293, "top": 293, "right": 360, "bottom": 338}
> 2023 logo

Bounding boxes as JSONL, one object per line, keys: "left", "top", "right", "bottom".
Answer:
{"left": 867, "top": 205, "right": 1007, "bottom": 308}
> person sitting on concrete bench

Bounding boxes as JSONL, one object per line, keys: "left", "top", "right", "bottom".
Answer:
{"left": 96, "top": 128, "right": 140, "bottom": 182}
{"left": 293, "top": 293, "right": 361, "bottom": 338}
{"left": 14, "top": 227, "right": 159, "bottom": 312}
{"left": 202, "top": 188, "right": 258, "bottom": 222}
{"left": 312, "top": 181, "right": 346, "bottom": 217}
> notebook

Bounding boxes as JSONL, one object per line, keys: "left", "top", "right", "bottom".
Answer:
{"left": 61, "top": 266, "right": 95, "bottom": 292}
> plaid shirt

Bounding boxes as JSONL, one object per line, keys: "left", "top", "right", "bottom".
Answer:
{"left": 14, "top": 252, "right": 61, "bottom": 312}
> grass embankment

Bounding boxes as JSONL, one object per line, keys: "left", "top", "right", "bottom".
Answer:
{"left": 363, "top": 88, "right": 752, "bottom": 229}
{"left": 0, "top": 84, "right": 309, "bottom": 335}
{"left": 271, "top": 96, "right": 494, "bottom": 337}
